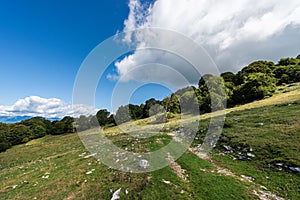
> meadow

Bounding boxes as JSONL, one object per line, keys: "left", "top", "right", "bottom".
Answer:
{"left": 0, "top": 85, "right": 299, "bottom": 199}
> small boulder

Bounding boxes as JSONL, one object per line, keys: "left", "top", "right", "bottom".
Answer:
{"left": 288, "top": 167, "right": 300, "bottom": 173}
{"left": 139, "top": 159, "right": 149, "bottom": 169}
{"left": 111, "top": 188, "right": 121, "bottom": 200}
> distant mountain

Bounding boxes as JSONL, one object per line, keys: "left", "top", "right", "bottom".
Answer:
{"left": 0, "top": 116, "right": 61, "bottom": 124}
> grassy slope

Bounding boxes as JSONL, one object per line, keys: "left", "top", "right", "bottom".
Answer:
{"left": 0, "top": 84, "right": 299, "bottom": 199}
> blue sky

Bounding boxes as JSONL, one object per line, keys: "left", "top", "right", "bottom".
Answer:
{"left": 0, "top": 0, "right": 168, "bottom": 116}
{"left": 1, "top": 0, "right": 300, "bottom": 119}
{"left": 0, "top": 0, "right": 128, "bottom": 105}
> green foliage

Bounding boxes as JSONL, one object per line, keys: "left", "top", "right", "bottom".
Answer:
{"left": 128, "top": 104, "right": 143, "bottom": 120}
{"left": 20, "top": 117, "right": 50, "bottom": 138}
{"left": 221, "top": 72, "right": 235, "bottom": 83}
{"left": 241, "top": 61, "right": 274, "bottom": 74}
{"left": 96, "top": 109, "right": 111, "bottom": 126}
{"left": 115, "top": 105, "right": 131, "bottom": 125}
{"left": 199, "top": 75, "right": 227, "bottom": 112}
{"left": 169, "top": 94, "right": 181, "bottom": 114}
{"left": 273, "top": 65, "right": 300, "bottom": 85}
{"left": 50, "top": 116, "right": 74, "bottom": 135}
{"left": 0, "top": 131, "right": 11, "bottom": 152}
{"left": 142, "top": 98, "right": 161, "bottom": 118}
{"left": 75, "top": 115, "right": 94, "bottom": 131}
{"left": 234, "top": 61, "right": 274, "bottom": 85}
{"left": 233, "top": 73, "right": 276, "bottom": 103}
{"left": 278, "top": 58, "right": 299, "bottom": 66}
{"left": 1, "top": 55, "right": 300, "bottom": 153}
{"left": 180, "top": 89, "right": 199, "bottom": 114}
{"left": 8, "top": 124, "right": 32, "bottom": 145}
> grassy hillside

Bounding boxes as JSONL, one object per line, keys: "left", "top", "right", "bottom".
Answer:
{"left": 0, "top": 86, "right": 299, "bottom": 199}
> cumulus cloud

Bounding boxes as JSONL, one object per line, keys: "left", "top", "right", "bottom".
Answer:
{"left": 0, "top": 96, "right": 97, "bottom": 119}
{"left": 113, "top": 0, "right": 300, "bottom": 85}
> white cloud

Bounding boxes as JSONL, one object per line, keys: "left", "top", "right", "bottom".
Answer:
{"left": 0, "top": 96, "right": 97, "bottom": 119}
{"left": 113, "top": 0, "right": 300, "bottom": 85}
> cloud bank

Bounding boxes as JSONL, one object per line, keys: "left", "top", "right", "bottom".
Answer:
{"left": 113, "top": 0, "right": 300, "bottom": 85}
{"left": 0, "top": 96, "right": 97, "bottom": 119}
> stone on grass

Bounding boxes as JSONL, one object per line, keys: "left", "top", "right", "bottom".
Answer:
{"left": 139, "top": 159, "right": 149, "bottom": 169}
{"left": 223, "top": 145, "right": 232, "bottom": 151}
{"left": 42, "top": 175, "right": 49, "bottom": 179}
{"left": 111, "top": 188, "right": 121, "bottom": 200}
{"left": 83, "top": 153, "right": 97, "bottom": 159}
{"left": 162, "top": 179, "right": 171, "bottom": 184}
{"left": 86, "top": 169, "right": 95, "bottom": 175}
{"left": 247, "top": 153, "right": 255, "bottom": 158}
{"left": 288, "top": 167, "right": 300, "bottom": 173}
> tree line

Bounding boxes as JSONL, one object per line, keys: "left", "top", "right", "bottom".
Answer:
{"left": 0, "top": 56, "right": 299, "bottom": 152}
{"left": 113, "top": 56, "right": 300, "bottom": 121}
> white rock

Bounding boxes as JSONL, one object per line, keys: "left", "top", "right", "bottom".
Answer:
{"left": 111, "top": 188, "right": 121, "bottom": 200}
{"left": 139, "top": 159, "right": 149, "bottom": 169}
{"left": 86, "top": 171, "right": 93, "bottom": 175}
{"left": 83, "top": 153, "right": 97, "bottom": 159}
{"left": 162, "top": 179, "right": 171, "bottom": 184}
{"left": 247, "top": 153, "right": 255, "bottom": 158}
{"left": 12, "top": 185, "right": 18, "bottom": 189}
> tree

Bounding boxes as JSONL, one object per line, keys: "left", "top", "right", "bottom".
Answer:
{"left": 115, "top": 105, "right": 131, "bottom": 125}
{"left": 96, "top": 109, "right": 111, "bottom": 126}
{"left": 50, "top": 121, "right": 66, "bottom": 135}
{"left": 233, "top": 73, "right": 276, "bottom": 103}
{"left": 234, "top": 61, "right": 275, "bottom": 86}
{"left": 8, "top": 124, "right": 32, "bottom": 144}
{"left": 162, "top": 97, "right": 171, "bottom": 112}
{"left": 198, "top": 75, "right": 227, "bottom": 112}
{"left": 278, "top": 58, "right": 299, "bottom": 66}
{"left": 61, "top": 116, "right": 74, "bottom": 133}
{"left": 0, "top": 123, "right": 11, "bottom": 152}
{"left": 180, "top": 89, "right": 199, "bottom": 114}
{"left": 241, "top": 61, "right": 274, "bottom": 74}
{"left": 89, "top": 115, "right": 99, "bottom": 127}
{"left": 168, "top": 94, "right": 181, "bottom": 114}
{"left": 273, "top": 65, "right": 300, "bottom": 85}
{"left": 20, "top": 117, "right": 51, "bottom": 138}
{"left": 221, "top": 72, "right": 235, "bottom": 83}
{"left": 31, "top": 125, "right": 47, "bottom": 139}
{"left": 129, "top": 104, "right": 143, "bottom": 120}
{"left": 198, "top": 74, "right": 214, "bottom": 88}
{"left": 142, "top": 98, "right": 160, "bottom": 118}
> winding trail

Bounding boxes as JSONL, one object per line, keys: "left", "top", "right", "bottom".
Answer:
{"left": 189, "top": 148, "right": 285, "bottom": 200}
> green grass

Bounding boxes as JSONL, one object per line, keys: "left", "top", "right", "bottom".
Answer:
{"left": 209, "top": 103, "right": 300, "bottom": 199}
{"left": 0, "top": 87, "right": 300, "bottom": 199}
{"left": 0, "top": 132, "right": 256, "bottom": 199}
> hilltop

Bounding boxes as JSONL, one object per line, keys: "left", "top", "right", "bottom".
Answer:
{"left": 0, "top": 85, "right": 299, "bottom": 199}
